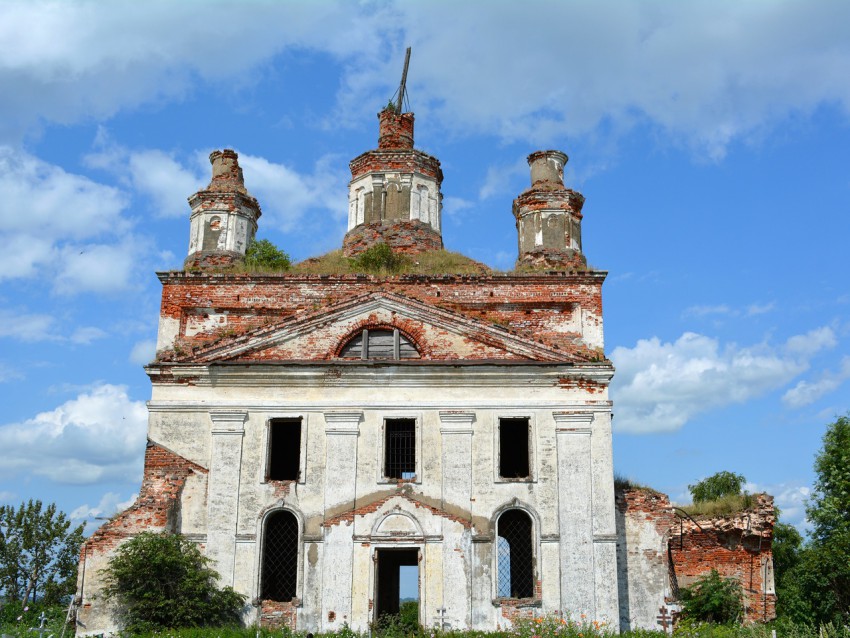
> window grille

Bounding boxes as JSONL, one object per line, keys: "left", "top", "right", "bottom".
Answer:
{"left": 385, "top": 418, "right": 416, "bottom": 479}
{"left": 261, "top": 511, "right": 299, "bottom": 601}
{"left": 497, "top": 509, "right": 534, "bottom": 599}
{"left": 339, "top": 328, "right": 419, "bottom": 359}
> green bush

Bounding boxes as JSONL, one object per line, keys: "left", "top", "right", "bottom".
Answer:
{"left": 679, "top": 570, "right": 744, "bottom": 625}
{"left": 350, "top": 243, "right": 411, "bottom": 274}
{"left": 102, "top": 532, "right": 245, "bottom": 633}
{"left": 688, "top": 471, "right": 746, "bottom": 504}
{"left": 245, "top": 238, "right": 291, "bottom": 271}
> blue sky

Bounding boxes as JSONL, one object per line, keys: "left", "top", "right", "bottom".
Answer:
{"left": 0, "top": 0, "right": 848, "bottom": 535}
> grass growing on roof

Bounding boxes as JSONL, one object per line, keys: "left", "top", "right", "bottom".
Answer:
{"left": 680, "top": 492, "right": 758, "bottom": 518}
{"left": 289, "top": 246, "right": 491, "bottom": 276}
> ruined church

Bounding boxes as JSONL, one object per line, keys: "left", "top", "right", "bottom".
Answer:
{"left": 75, "top": 96, "right": 776, "bottom": 635}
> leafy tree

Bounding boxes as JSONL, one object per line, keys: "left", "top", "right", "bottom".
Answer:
{"left": 688, "top": 471, "right": 746, "bottom": 503}
{"left": 245, "top": 238, "right": 290, "bottom": 271}
{"left": 0, "top": 500, "right": 84, "bottom": 605}
{"left": 808, "top": 415, "right": 850, "bottom": 543}
{"left": 801, "top": 415, "right": 850, "bottom": 625}
{"left": 679, "top": 569, "right": 743, "bottom": 625}
{"left": 772, "top": 521, "right": 811, "bottom": 623}
{"left": 103, "top": 532, "right": 245, "bottom": 632}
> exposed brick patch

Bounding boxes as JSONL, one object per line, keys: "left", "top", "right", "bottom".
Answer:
{"left": 184, "top": 250, "right": 244, "bottom": 270}
{"left": 322, "top": 489, "right": 472, "bottom": 530}
{"left": 154, "top": 273, "right": 607, "bottom": 363}
{"left": 342, "top": 220, "right": 443, "bottom": 257}
{"left": 260, "top": 599, "right": 298, "bottom": 629}
{"left": 80, "top": 441, "right": 207, "bottom": 555}
{"left": 377, "top": 109, "right": 414, "bottom": 149}
{"left": 498, "top": 590, "right": 542, "bottom": 623}
{"left": 157, "top": 291, "right": 601, "bottom": 367}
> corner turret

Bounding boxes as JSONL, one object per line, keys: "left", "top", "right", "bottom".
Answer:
{"left": 513, "top": 150, "right": 586, "bottom": 270}
{"left": 184, "top": 149, "right": 261, "bottom": 270}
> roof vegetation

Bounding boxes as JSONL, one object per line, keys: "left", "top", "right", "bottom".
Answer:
{"left": 680, "top": 492, "right": 759, "bottom": 518}
{"left": 290, "top": 246, "right": 492, "bottom": 276}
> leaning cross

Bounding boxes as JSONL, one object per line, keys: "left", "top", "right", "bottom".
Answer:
{"left": 434, "top": 606, "right": 449, "bottom": 631}
{"left": 395, "top": 47, "right": 412, "bottom": 113}
{"left": 29, "top": 612, "right": 51, "bottom": 638}
{"left": 656, "top": 606, "right": 672, "bottom": 632}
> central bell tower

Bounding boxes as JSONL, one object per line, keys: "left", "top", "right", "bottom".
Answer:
{"left": 342, "top": 50, "right": 444, "bottom": 256}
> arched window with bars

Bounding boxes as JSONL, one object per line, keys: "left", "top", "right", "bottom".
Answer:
{"left": 261, "top": 510, "right": 299, "bottom": 601}
{"left": 338, "top": 327, "right": 419, "bottom": 360}
{"left": 496, "top": 509, "right": 535, "bottom": 599}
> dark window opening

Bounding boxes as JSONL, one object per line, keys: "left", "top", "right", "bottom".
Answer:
{"left": 339, "top": 328, "right": 419, "bottom": 360}
{"left": 497, "top": 509, "right": 534, "bottom": 599}
{"left": 499, "top": 418, "right": 530, "bottom": 478}
{"left": 375, "top": 548, "right": 419, "bottom": 620}
{"left": 261, "top": 510, "right": 299, "bottom": 601}
{"left": 385, "top": 419, "right": 416, "bottom": 480}
{"left": 267, "top": 418, "right": 301, "bottom": 481}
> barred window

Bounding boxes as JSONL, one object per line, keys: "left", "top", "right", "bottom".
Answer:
{"left": 496, "top": 509, "right": 534, "bottom": 599}
{"left": 339, "top": 328, "right": 419, "bottom": 360}
{"left": 384, "top": 418, "right": 416, "bottom": 480}
{"left": 261, "top": 510, "right": 299, "bottom": 601}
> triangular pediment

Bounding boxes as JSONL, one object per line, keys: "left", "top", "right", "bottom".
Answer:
{"left": 174, "top": 291, "right": 587, "bottom": 364}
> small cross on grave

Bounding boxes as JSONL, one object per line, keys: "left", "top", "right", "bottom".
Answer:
{"left": 433, "top": 607, "right": 449, "bottom": 631}
{"left": 656, "top": 606, "right": 672, "bottom": 633}
{"left": 29, "top": 612, "right": 52, "bottom": 638}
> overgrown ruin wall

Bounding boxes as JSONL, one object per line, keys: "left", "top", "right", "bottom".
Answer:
{"left": 669, "top": 494, "right": 776, "bottom": 624}
{"left": 616, "top": 487, "right": 776, "bottom": 630}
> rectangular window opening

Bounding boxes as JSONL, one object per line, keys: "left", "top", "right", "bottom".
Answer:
{"left": 499, "top": 418, "right": 530, "bottom": 479}
{"left": 267, "top": 418, "right": 302, "bottom": 481}
{"left": 385, "top": 418, "right": 416, "bottom": 480}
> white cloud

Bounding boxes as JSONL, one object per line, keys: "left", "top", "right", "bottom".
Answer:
{"left": 782, "top": 356, "right": 850, "bottom": 408}
{"left": 0, "top": 363, "right": 23, "bottom": 383}
{"left": 70, "top": 326, "right": 108, "bottom": 345}
{"left": 129, "top": 339, "right": 157, "bottom": 366}
{"left": 784, "top": 326, "right": 837, "bottom": 357}
{"left": 479, "top": 157, "right": 528, "bottom": 200}
{"left": 0, "top": 490, "right": 15, "bottom": 503}
{"left": 53, "top": 240, "right": 144, "bottom": 295}
{"left": 683, "top": 304, "right": 733, "bottom": 318}
{"left": 0, "top": 309, "right": 58, "bottom": 341}
{"left": 746, "top": 302, "right": 775, "bottom": 317}
{"left": 442, "top": 196, "right": 474, "bottom": 222}
{"left": 683, "top": 301, "right": 776, "bottom": 319}
{"left": 0, "top": 146, "right": 138, "bottom": 291}
{"left": 610, "top": 330, "right": 827, "bottom": 433}
{"left": 86, "top": 133, "right": 206, "bottom": 218}
{"left": 746, "top": 481, "right": 811, "bottom": 531}
{"left": 0, "top": 146, "right": 127, "bottom": 242}
{"left": 1, "top": 3, "right": 849, "bottom": 156}
{"left": 86, "top": 135, "right": 348, "bottom": 243}
{"left": 238, "top": 152, "right": 348, "bottom": 235}
{"left": 0, "top": 1, "right": 383, "bottom": 142}
{"left": 71, "top": 491, "right": 137, "bottom": 521}
{"left": 0, "top": 384, "right": 147, "bottom": 484}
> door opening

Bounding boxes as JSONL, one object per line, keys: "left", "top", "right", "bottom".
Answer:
{"left": 375, "top": 548, "right": 419, "bottom": 621}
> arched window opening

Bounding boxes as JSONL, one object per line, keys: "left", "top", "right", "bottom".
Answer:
{"left": 339, "top": 328, "right": 419, "bottom": 360}
{"left": 261, "top": 510, "right": 298, "bottom": 601}
{"left": 496, "top": 509, "right": 534, "bottom": 599}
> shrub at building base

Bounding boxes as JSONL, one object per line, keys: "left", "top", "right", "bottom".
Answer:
{"left": 679, "top": 569, "right": 744, "bottom": 626}
{"left": 102, "top": 532, "right": 245, "bottom": 633}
